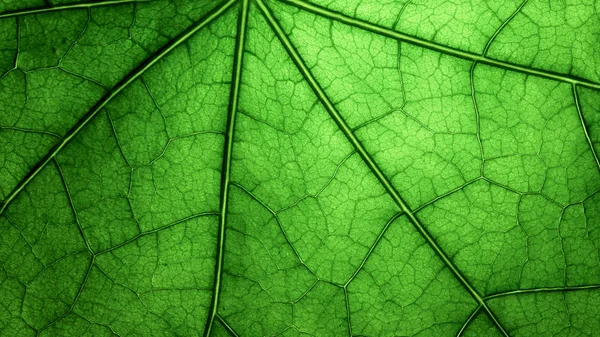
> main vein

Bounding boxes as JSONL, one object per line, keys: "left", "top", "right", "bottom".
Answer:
{"left": 0, "top": 0, "right": 236, "bottom": 217}
{"left": 255, "top": 1, "right": 510, "bottom": 336}
{"left": 0, "top": 0, "right": 149, "bottom": 19}
{"left": 281, "top": 0, "right": 600, "bottom": 91}
{"left": 204, "top": 0, "right": 249, "bottom": 336}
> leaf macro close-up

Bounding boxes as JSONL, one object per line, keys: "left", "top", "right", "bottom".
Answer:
{"left": 1, "top": 0, "right": 600, "bottom": 336}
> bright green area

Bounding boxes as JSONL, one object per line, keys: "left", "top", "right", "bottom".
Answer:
{"left": 0, "top": 0, "right": 599, "bottom": 336}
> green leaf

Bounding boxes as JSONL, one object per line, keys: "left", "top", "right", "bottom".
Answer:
{"left": 1, "top": 0, "right": 599, "bottom": 336}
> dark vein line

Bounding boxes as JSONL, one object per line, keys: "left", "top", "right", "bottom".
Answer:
{"left": 70, "top": 311, "right": 121, "bottom": 337}
{"left": 558, "top": 208, "right": 568, "bottom": 285}
{"left": 469, "top": 0, "right": 528, "bottom": 177}
{"left": 105, "top": 110, "right": 141, "bottom": 233}
{"left": 148, "top": 131, "right": 224, "bottom": 167}
{"left": 344, "top": 287, "right": 352, "bottom": 337}
{"left": 204, "top": 1, "right": 249, "bottom": 336}
{"left": 572, "top": 84, "right": 600, "bottom": 172}
{"left": 14, "top": 16, "right": 21, "bottom": 68}
{"left": 276, "top": 150, "right": 356, "bottom": 214}
{"left": 413, "top": 178, "right": 482, "bottom": 213}
{"left": 456, "top": 305, "right": 481, "bottom": 337}
{"left": 95, "top": 211, "right": 219, "bottom": 256}
{"left": 470, "top": 62, "right": 485, "bottom": 176}
{"left": 54, "top": 159, "right": 94, "bottom": 255}
{"left": 139, "top": 287, "right": 214, "bottom": 294}
{"left": 255, "top": 2, "right": 511, "bottom": 336}
{"left": 231, "top": 182, "right": 316, "bottom": 275}
{"left": 3, "top": 215, "right": 36, "bottom": 254}
{"left": 25, "top": 250, "right": 87, "bottom": 286}
{"left": 350, "top": 107, "right": 396, "bottom": 132}
{"left": 481, "top": 176, "right": 563, "bottom": 208}
{"left": 0, "top": 0, "right": 149, "bottom": 19}
{"left": 36, "top": 255, "right": 95, "bottom": 335}
{"left": 216, "top": 314, "right": 240, "bottom": 337}
{"left": 344, "top": 212, "right": 403, "bottom": 287}
{"left": 482, "top": 0, "right": 528, "bottom": 56}
{"left": 57, "top": 2, "right": 91, "bottom": 65}
{"left": 0, "top": 126, "right": 63, "bottom": 139}
{"left": 391, "top": 0, "right": 412, "bottom": 31}
{"left": 280, "top": 0, "right": 600, "bottom": 90}
{"left": 0, "top": 0, "right": 236, "bottom": 217}
{"left": 59, "top": 67, "right": 108, "bottom": 91}
{"left": 484, "top": 284, "right": 600, "bottom": 300}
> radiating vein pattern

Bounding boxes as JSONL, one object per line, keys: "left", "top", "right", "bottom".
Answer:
{"left": 1, "top": 1, "right": 237, "bottom": 336}
{"left": 0, "top": 0, "right": 599, "bottom": 336}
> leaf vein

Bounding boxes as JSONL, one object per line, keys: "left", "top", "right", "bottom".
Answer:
{"left": 456, "top": 305, "right": 481, "bottom": 337}
{"left": 281, "top": 0, "right": 600, "bottom": 90}
{"left": 205, "top": 0, "right": 250, "bottom": 335}
{"left": 572, "top": 84, "right": 600, "bottom": 172}
{"left": 216, "top": 314, "right": 240, "bottom": 337}
{"left": 484, "top": 284, "right": 600, "bottom": 300}
{"left": 0, "top": 0, "right": 150, "bottom": 19}
{"left": 256, "top": 1, "right": 512, "bottom": 336}
{"left": 0, "top": 0, "right": 236, "bottom": 217}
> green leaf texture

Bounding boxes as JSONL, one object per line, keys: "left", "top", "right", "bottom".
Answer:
{"left": 1, "top": 0, "right": 599, "bottom": 336}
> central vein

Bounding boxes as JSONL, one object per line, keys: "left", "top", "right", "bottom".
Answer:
{"left": 255, "top": 0, "right": 511, "bottom": 336}
{"left": 204, "top": 0, "right": 250, "bottom": 336}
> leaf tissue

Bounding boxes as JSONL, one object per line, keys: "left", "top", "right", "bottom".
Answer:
{"left": 0, "top": 0, "right": 599, "bottom": 336}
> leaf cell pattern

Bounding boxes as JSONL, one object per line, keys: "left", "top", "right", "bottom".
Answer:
{"left": 0, "top": 0, "right": 599, "bottom": 336}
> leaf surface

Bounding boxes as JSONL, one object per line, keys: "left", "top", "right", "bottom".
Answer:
{"left": 0, "top": 0, "right": 599, "bottom": 336}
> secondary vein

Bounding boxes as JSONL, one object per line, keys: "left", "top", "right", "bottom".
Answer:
{"left": 54, "top": 158, "right": 94, "bottom": 255}
{"left": 204, "top": 0, "right": 249, "bottom": 336}
{"left": 573, "top": 84, "right": 600, "bottom": 172}
{"left": 35, "top": 254, "right": 95, "bottom": 335}
{"left": 281, "top": 0, "right": 600, "bottom": 91}
{"left": 0, "top": 0, "right": 149, "bottom": 19}
{"left": 484, "top": 284, "right": 600, "bottom": 300}
{"left": 0, "top": 0, "right": 236, "bottom": 217}
{"left": 95, "top": 211, "right": 219, "bottom": 256}
{"left": 482, "top": 0, "right": 529, "bottom": 56}
{"left": 216, "top": 314, "right": 240, "bottom": 337}
{"left": 344, "top": 212, "right": 403, "bottom": 287}
{"left": 456, "top": 305, "right": 481, "bottom": 337}
{"left": 256, "top": 1, "right": 511, "bottom": 336}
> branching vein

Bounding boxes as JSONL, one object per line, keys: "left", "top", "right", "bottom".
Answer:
{"left": 216, "top": 314, "right": 240, "bottom": 337}
{"left": 572, "top": 84, "right": 600, "bottom": 172}
{"left": 456, "top": 305, "right": 481, "bottom": 337}
{"left": 484, "top": 284, "right": 600, "bottom": 300}
{"left": 280, "top": 0, "right": 600, "bottom": 90}
{"left": 0, "top": 0, "right": 149, "bottom": 19}
{"left": 204, "top": 0, "right": 249, "bottom": 336}
{"left": 0, "top": 0, "right": 236, "bottom": 217}
{"left": 256, "top": 1, "right": 512, "bottom": 336}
